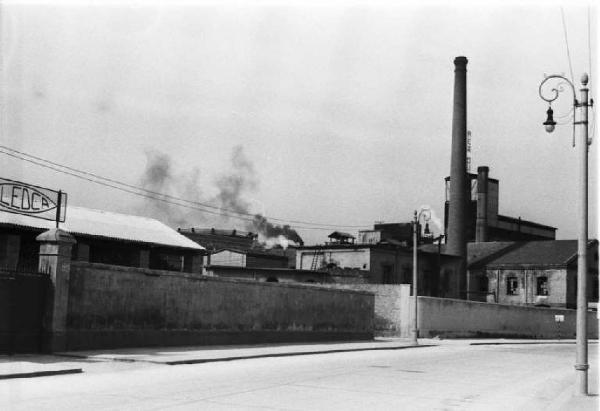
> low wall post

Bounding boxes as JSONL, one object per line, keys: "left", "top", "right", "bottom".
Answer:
{"left": 37, "top": 228, "right": 76, "bottom": 352}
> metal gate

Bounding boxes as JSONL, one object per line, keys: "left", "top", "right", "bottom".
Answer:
{"left": 0, "top": 269, "right": 49, "bottom": 354}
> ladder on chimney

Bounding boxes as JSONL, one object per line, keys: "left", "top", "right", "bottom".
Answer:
{"left": 310, "top": 250, "right": 321, "bottom": 271}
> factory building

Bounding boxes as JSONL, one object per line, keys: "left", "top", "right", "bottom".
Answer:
{"left": 444, "top": 166, "right": 556, "bottom": 243}
{"left": 295, "top": 225, "right": 456, "bottom": 296}
{"left": 439, "top": 56, "right": 596, "bottom": 307}
{"left": 0, "top": 206, "right": 204, "bottom": 273}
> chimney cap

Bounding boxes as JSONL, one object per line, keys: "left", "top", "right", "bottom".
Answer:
{"left": 454, "top": 56, "right": 468, "bottom": 65}
{"left": 477, "top": 166, "right": 489, "bottom": 173}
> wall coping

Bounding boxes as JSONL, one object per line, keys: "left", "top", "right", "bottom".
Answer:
{"left": 70, "top": 261, "right": 375, "bottom": 296}
{"left": 416, "top": 295, "right": 587, "bottom": 313}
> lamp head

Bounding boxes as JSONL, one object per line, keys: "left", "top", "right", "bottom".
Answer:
{"left": 543, "top": 106, "right": 556, "bottom": 133}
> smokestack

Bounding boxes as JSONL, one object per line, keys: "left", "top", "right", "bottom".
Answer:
{"left": 475, "top": 166, "right": 489, "bottom": 242}
{"left": 447, "top": 56, "right": 468, "bottom": 298}
{"left": 447, "top": 56, "right": 468, "bottom": 256}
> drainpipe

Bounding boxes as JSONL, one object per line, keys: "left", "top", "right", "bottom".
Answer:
{"left": 496, "top": 270, "right": 500, "bottom": 303}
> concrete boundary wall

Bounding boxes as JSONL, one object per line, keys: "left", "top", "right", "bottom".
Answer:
{"left": 317, "top": 284, "right": 410, "bottom": 337}
{"left": 66, "top": 262, "right": 374, "bottom": 350}
{"left": 417, "top": 296, "right": 598, "bottom": 339}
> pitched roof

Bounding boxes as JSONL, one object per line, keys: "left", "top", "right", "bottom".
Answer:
{"left": 467, "top": 241, "right": 517, "bottom": 267}
{"left": 421, "top": 240, "right": 594, "bottom": 269}
{"left": 0, "top": 206, "right": 204, "bottom": 250}
{"left": 483, "top": 240, "right": 591, "bottom": 268}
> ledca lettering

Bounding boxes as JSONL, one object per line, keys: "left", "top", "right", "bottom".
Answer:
{"left": 0, "top": 183, "right": 55, "bottom": 213}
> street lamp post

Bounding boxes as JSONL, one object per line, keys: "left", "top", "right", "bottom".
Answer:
{"left": 539, "top": 73, "right": 593, "bottom": 395}
{"left": 412, "top": 207, "right": 431, "bottom": 346}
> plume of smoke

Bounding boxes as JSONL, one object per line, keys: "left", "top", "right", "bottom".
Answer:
{"left": 213, "top": 145, "right": 258, "bottom": 215}
{"left": 136, "top": 146, "right": 303, "bottom": 251}
{"left": 264, "top": 235, "right": 289, "bottom": 250}
{"left": 137, "top": 150, "right": 194, "bottom": 227}
{"left": 137, "top": 148, "right": 253, "bottom": 228}
{"left": 250, "top": 214, "right": 304, "bottom": 249}
{"left": 419, "top": 205, "right": 443, "bottom": 234}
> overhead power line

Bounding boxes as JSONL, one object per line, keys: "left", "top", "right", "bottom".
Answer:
{"left": 0, "top": 145, "right": 372, "bottom": 231}
{"left": 560, "top": 7, "right": 575, "bottom": 85}
{"left": 588, "top": 5, "right": 593, "bottom": 95}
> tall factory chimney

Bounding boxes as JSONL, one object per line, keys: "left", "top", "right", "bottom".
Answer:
{"left": 447, "top": 56, "right": 468, "bottom": 297}
{"left": 475, "top": 166, "right": 489, "bottom": 242}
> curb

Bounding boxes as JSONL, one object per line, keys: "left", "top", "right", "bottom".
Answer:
{"left": 58, "top": 343, "right": 436, "bottom": 366}
{"left": 0, "top": 368, "right": 83, "bottom": 380}
{"left": 470, "top": 341, "right": 599, "bottom": 346}
{"left": 164, "top": 343, "right": 436, "bottom": 365}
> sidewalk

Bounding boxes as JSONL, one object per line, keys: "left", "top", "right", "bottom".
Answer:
{"left": 0, "top": 338, "right": 593, "bottom": 379}
{"left": 0, "top": 354, "right": 83, "bottom": 380}
{"left": 0, "top": 338, "right": 423, "bottom": 379}
{"left": 57, "top": 337, "right": 427, "bottom": 365}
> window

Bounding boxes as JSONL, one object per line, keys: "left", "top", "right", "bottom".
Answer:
{"left": 478, "top": 275, "right": 489, "bottom": 293}
{"left": 89, "top": 241, "right": 139, "bottom": 268}
{"left": 382, "top": 264, "right": 394, "bottom": 284}
{"left": 506, "top": 276, "right": 519, "bottom": 295}
{"left": 536, "top": 276, "right": 549, "bottom": 296}
{"left": 150, "top": 251, "right": 184, "bottom": 272}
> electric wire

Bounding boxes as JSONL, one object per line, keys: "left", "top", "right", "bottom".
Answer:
{"left": 587, "top": 5, "right": 595, "bottom": 142}
{"left": 0, "top": 148, "right": 346, "bottom": 232}
{"left": 0, "top": 145, "right": 240, "bottom": 216}
{"left": 588, "top": 5, "right": 593, "bottom": 95}
{"left": 0, "top": 146, "right": 372, "bottom": 231}
{"left": 560, "top": 7, "right": 576, "bottom": 85}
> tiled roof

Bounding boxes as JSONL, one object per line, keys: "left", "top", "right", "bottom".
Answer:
{"left": 467, "top": 242, "right": 517, "bottom": 267}
{"left": 421, "top": 241, "right": 591, "bottom": 268}
{"left": 0, "top": 206, "right": 204, "bottom": 250}
{"left": 484, "top": 240, "right": 580, "bottom": 267}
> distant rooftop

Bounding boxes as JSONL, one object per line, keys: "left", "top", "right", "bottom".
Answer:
{"left": 421, "top": 240, "right": 598, "bottom": 269}
{"left": 0, "top": 206, "right": 203, "bottom": 250}
{"left": 328, "top": 231, "right": 355, "bottom": 240}
{"left": 178, "top": 228, "right": 257, "bottom": 238}
{"left": 483, "top": 240, "right": 595, "bottom": 268}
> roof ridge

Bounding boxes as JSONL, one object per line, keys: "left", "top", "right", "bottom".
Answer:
{"left": 68, "top": 205, "right": 165, "bottom": 224}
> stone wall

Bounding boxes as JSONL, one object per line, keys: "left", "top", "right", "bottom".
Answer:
{"left": 66, "top": 262, "right": 374, "bottom": 350}
{"left": 416, "top": 296, "right": 598, "bottom": 339}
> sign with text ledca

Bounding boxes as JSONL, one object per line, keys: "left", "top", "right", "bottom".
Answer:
{"left": 0, "top": 177, "right": 67, "bottom": 222}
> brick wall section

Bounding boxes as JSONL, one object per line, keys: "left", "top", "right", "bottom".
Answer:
{"left": 318, "top": 284, "right": 410, "bottom": 337}
{"left": 66, "top": 262, "right": 375, "bottom": 350}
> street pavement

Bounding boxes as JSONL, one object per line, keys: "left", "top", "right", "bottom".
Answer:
{"left": 0, "top": 339, "right": 598, "bottom": 410}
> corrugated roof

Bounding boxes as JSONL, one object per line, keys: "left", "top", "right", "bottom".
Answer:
{"left": 0, "top": 206, "right": 204, "bottom": 250}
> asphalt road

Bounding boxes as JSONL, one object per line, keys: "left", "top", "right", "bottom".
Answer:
{"left": 1, "top": 342, "right": 597, "bottom": 410}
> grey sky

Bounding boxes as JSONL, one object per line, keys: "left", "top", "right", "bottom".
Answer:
{"left": 0, "top": 1, "right": 597, "bottom": 245}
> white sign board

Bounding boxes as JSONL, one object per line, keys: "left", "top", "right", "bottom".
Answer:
{"left": 554, "top": 315, "right": 565, "bottom": 323}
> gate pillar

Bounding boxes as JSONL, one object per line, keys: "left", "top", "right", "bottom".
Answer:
{"left": 37, "top": 228, "right": 76, "bottom": 353}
